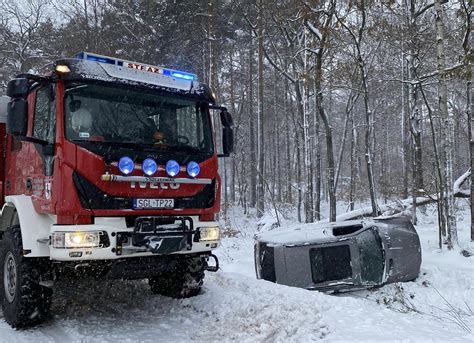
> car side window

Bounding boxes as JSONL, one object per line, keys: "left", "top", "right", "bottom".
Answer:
{"left": 33, "top": 86, "right": 56, "bottom": 143}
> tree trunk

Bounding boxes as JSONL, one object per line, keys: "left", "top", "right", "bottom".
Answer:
{"left": 420, "top": 84, "right": 446, "bottom": 248}
{"left": 248, "top": 36, "right": 257, "bottom": 208}
{"left": 294, "top": 80, "right": 307, "bottom": 221}
{"left": 284, "top": 79, "right": 293, "bottom": 203}
{"left": 435, "top": 0, "right": 457, "bottom": 249}
{"left": 302, "top": 29, "right": 314, "bottom": 223}
{"left": 407, "top": 0, "right": 424, "bottom": 198}
{"left": 316, "top": 73, "right": 336, "bottom": 221}
{"left": 463, "top": 0, "right": 473, "bottom": 242}
{"left": 256, "top": 0, "right": 265, "bottom": 217}
{"left": 229, "top": 51, "right": 236, "bottom": 204}
{"left": 350, "top": 112, "right": 358, "bottom": 211}
{"left": 470, "top": 76, "right": 474, "bottom": 242}
{"left": 296, "top": 141, "right": 303, "bottom": 223}
{"left": 274, "top": 69, "right": 282, "bottom": 203}
{"left": 401, "top": 51, "right": 409, "bottom": 199}
{"left": 352, "top": 0, "right": 379, "bottom": 217}
{"left": 313, "top": 74, "right": 322, "bottom": 221}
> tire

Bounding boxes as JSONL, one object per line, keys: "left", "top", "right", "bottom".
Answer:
{"left": 149, "top": 257, "right": 205, "bottom": 298}
{"left": 0, "top": 225, "right": 52, "bottom": 328}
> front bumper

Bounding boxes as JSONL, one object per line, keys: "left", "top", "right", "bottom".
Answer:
{"left": 49, "top": 216, "right": 219, "bottom": 261}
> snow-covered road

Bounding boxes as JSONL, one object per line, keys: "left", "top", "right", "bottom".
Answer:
{"left": 0, "top": 207, "right": 473, "bottom": 342}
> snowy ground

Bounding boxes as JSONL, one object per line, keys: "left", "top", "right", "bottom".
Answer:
{"left": 0, "top": 203, "right": 473, "bottom": 342}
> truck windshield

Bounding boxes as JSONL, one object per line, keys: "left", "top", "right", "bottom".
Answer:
{"left": 64, "top": 83, "right": 214, "bottom": 154}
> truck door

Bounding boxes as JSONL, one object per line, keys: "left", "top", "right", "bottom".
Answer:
{"left": 0, "top": 96, "right": 8, "bottom": 207}
{"left": 30, "top": 85, "right": 56, "bottom": 206}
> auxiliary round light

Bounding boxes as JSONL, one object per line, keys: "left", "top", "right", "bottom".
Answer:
{"left": 186, "top": 161, "right": 200, "bottom": 178}
{"left": 142, "top": 158, "right": 158, "bottom": 176}
{"left": 118, "top": 156, "right": 134, "bottom": 175}
{"left": 166, "top": 160, "right": 180, "bottom": 177}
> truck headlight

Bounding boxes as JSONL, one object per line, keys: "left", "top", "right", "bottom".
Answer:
{"left": 52, "top": 231, "right": 102, "bottom": 248}
{"left": 199, "top": 226, "right": 220, "bottom": 241}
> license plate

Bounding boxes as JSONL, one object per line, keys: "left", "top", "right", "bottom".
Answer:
{"left": 133, "top": 198, "right": 174, "bottom": 209}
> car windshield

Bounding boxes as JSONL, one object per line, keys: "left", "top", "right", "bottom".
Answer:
{"left": 64, "top": 83, "right": 214, "bottom": 154}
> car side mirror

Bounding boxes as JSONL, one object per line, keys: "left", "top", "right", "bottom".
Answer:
{"left": 7, "top": 78, "right": 29, "bottom": 98}
{"left": 7, "top": 99, "right": 28, "bottom": 137}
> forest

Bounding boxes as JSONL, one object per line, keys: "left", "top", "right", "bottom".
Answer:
{"left": 0, "top": 0, "right": 472, "bottom": 249}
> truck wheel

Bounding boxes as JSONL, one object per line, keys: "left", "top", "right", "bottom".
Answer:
{"left": 0, "top": 226, "right": 52, "bottom": 328}
{"left": 149, "top": 257, "right": 205, "bottom": 298}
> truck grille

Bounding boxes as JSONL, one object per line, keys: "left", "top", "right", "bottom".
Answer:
{"left": 73, "top": 172, "right": 215, "bottom": 210}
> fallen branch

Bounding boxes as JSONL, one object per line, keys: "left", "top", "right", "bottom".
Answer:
{"left": 335, "top": 170, "right": 471, "bottom": 222}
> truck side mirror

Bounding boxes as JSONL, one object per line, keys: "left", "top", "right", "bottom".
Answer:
{"left": 222, "top": 126, "right": 234, "bottom": 155}
{"left": 7, "top": 99, "right": 28, "bottom": 137}
{"left": 220, "top": 110, "right": 233, "bottom": 127}
{"left": 7, "top": 78, "right": 29, "bottom": 98}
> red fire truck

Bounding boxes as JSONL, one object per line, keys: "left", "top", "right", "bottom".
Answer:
{"left": 0, "top": 52, "right": 233, "bottom": 328}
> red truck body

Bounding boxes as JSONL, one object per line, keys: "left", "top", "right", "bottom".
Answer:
{"left": 0, "top": 51, "right": 232, "bottom": 329}
{"left": 0, "top": 122, "right": 5, "bottom": 206}
{"left": 2, "top": 82, "right": 221, "bottom": 224}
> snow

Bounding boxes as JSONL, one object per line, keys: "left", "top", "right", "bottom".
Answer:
{"left": 0, "top": 204, "right": 473, "bottom": 342}
{"left": 257, "top": 219, "right": 368, "bottom": 245}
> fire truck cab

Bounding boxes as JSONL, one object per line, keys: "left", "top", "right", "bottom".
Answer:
{"left": 0, "top": 52, "right": 233, "bottom": 328}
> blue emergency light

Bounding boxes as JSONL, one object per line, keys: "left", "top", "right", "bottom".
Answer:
{"left": 162, "top": 69, "right": 195, "bottom": 81}
{"left": 74, "top": 52, "right": 196, "bottom": 81}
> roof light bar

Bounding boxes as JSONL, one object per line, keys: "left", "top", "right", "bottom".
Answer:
{"left": 74, "top": 52, "right": 196, "bottom": 81}
{"left": 162, "top": 69, "right": 195, "bottom": 81}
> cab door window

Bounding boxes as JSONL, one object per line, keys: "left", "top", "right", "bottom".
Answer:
{"left": 33, "top": 86, "right": 56, "bottom": 143}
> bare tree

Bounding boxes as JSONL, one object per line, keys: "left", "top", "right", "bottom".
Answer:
{"left": 404, "top": 0, "right": 434, "bottom": 225}
{"left": 336, "top": 1, "right": 380, "bottom": 217}
{"left": 435, "top": 0, "right": 457, "bottom": 249}
{"left": 0, "top": 0, "right": 49, "bottom": 73}
{"left": 256, "top": 0, "right": 265, "bottom": 217}
{"left": 305, "top": 0, "right": 337, "bottom": 221}
{"left": 460, "top": 0, "right": 473, "bottom": 242}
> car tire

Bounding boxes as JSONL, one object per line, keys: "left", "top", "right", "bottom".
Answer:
{"left": 0, "top": 225, "right": 52, "bottom": 328}
{"left": 149, "top": 257, "right": 205, "bottom": 298}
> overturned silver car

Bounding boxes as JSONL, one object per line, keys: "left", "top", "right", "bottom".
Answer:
{"left": 254, "top": 217, "right": 421, "bottom": 292}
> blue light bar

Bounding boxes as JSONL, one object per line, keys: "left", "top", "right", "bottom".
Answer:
{"left": 74, "top": 52, "right": 197, "bottom": 81}
{"left": 162, "top": 69, "right": 195, "bottom": 81}
{"left": 86, "top": 55, "right": 116, "bottom": 65}
{"left": 75, "top": 52, "right": 123, "bottom": 66}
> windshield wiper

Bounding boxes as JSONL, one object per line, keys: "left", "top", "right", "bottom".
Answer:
{"left": 72, "top": 140, "right": 156, "bottom": 151}
{"left": 65, "top": 85, "right": 89, "bottom": 93}
{"left": 72, "top": 140, "right": 210, "bottom": 154}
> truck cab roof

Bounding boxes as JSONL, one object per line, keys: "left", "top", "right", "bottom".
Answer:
{"left": 51, "top": 52, "right": 215, "bottom": 104}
